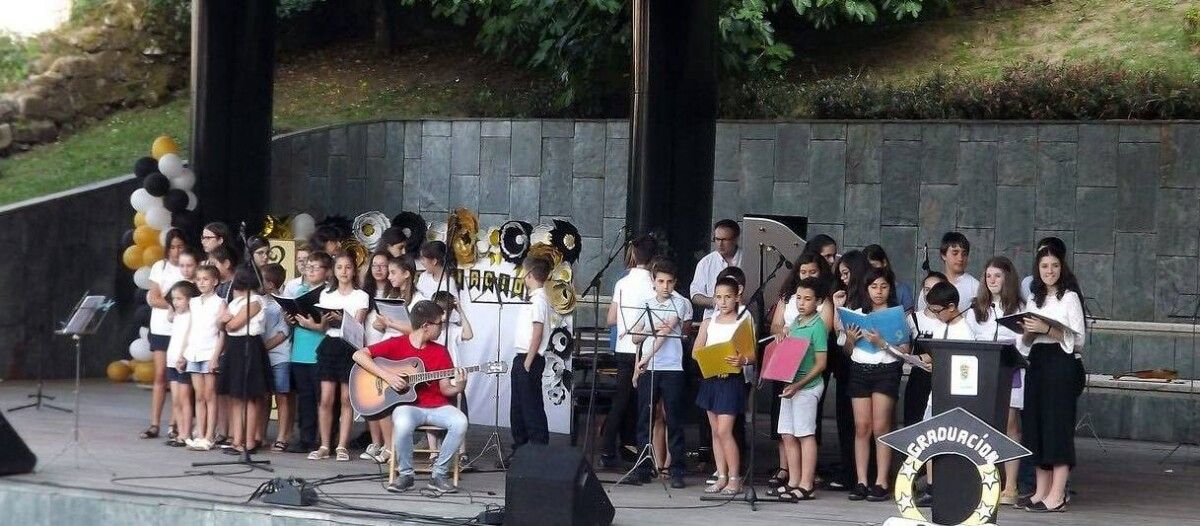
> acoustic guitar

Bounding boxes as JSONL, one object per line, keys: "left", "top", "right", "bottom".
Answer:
{"left": 349, "top": 357, "right": 508, "bottom": 417}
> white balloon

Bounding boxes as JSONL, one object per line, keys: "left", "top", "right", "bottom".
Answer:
{"left": 130, "top": 189, "right": 161, "bottom": 212}
{"left": 185, "top": 191, "right": 198, "bottom": 211}
{"left": 133, "top": 266, "right": 153, "bottom": 290}
{"left": 128, "top": 338, "right": 152, "bottom": 362}
{"left": 138, "top": 326, "right": 149, "bottom": 339}
{"left": 171, "top": 168, "right": 196, "bottom": 192}
{"left": 291, "top": 213, "right": 316, "bottom": 241}
{"left": 146, "top": 206, "right": 172, "bottom": 230}
{"left": 158, "top": 153, "right": 184, "bottom": 178}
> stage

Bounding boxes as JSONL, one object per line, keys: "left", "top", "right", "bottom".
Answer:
{"left": 0, "top": 380, "right": 1196, "bottom": 525}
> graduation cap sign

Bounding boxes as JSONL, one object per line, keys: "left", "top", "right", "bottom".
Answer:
{"left": 878, "top": 407, "right": 1030, "bottom": 526}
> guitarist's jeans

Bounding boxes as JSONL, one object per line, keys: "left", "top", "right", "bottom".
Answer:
{"left": 390, "top": 404, "right": 469, "bottom": 477}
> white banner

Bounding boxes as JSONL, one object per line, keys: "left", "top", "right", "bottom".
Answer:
{"left": 449, "top": 261, "right": 572, "bottom": 434}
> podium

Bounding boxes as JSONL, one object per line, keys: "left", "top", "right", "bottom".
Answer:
{"left": 920, "top": 339, "right": 1026, "bottom": 525}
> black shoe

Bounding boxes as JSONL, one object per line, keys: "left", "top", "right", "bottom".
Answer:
{"left": 915, "top": 490, "right": 933, "bottom": 508}
{"left": 636, "top": 468, "right": 654, "bottom": 484}
{"left": 427, "top": 475, "right": 458, "bottom": 494}
{"left": 848, "top": 483, "right": 868, "bottom": 501}
{"left": 598, "top": 454, "right": 619, "bottom": 469}
{"left": 1015, "top": 495, "right": 1034, "bottom": 510}
{"left": 866, "top": 484, "right": 891, "bottom": 502}
{"left": 670, "top": 476, "right": 686, "bottom": 489}
{"left": 387, "top": 474, "right": 415, "bottom": 493}
{"left": 285, "top": 442, "right": 311, "bottom": 454}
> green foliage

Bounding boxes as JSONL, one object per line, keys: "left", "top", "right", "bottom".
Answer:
{"left": 278, "top": 0, "right": 327, "bottom": 19}
{"left": 802, "top": 61, "right": 1200, "bottom": 120}
{"left": 0, "top": 32, "right": 32, "bottom": 91}
{"left": 1186, "top": 6, "right": 1200, "bottom": 49}
{"left": 403, "top": 0, "right": 946, "bottom": 112}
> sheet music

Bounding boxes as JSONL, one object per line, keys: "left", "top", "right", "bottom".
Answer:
{"left": 375, "top": 300, "right": 410, "bottom": 325}
{"left": 340, "top": 309, "right": 365, "bottom": 348}
{"left": 62, "top": 295, "right": 108, "bottom": 335}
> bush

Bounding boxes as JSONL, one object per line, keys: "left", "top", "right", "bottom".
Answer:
{"left": 0, "top": 32, "right": 31, "bottom": 91}
{"left": 801, "top": 61, "right": 1200, "bottom": 120}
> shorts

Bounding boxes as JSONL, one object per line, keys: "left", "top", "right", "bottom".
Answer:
{"left": 1010, "top": 369, "right": 1025, "bottom": 410}
{"left": 167, "top": 367, "right": 189, "bottom": 383}
{"left": 777, "top": 383, "right": 822, "bottom": 437}
{"left": 271, "top": 362, "right": 291, "bottom": 393}
{"left": 847, "top": 361, "right": 902, "bottom": 399}
{"left": 148, "top": 333, "right": 171, "bottom": 352}
{"left": 186, "top": 360, "right": 211, "bottom": 374}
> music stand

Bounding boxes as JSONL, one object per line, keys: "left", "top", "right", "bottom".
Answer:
{"left": 1161, "top": 292, "right": 1200, "bottom": 463}
{"left": 610, "top": 301, "right": 685, "bottom": 491}
{"left": 463, "top": 280, "right": 530, "bottom": 471}
{"left": 1076, "top": 296, "right": 1109, "bottom": 453}
{"left": 50, "top": 293, "right": 112, "bottom": 467}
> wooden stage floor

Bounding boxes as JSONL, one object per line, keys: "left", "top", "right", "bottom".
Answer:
{"left": 0, "top": 380, "right": 1197, "bottom": 525}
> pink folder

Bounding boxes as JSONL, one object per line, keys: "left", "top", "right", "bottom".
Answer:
{"left": 761, "top": 337, "right": 810, "bottom": 382}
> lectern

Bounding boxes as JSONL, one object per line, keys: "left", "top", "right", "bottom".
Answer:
{"left": 920, "top": 338, "right": 1026, "bottom": 524}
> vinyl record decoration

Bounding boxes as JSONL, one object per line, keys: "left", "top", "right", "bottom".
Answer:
{"left": 550, "top": 219, "right": 582, "bottom": 264}
{"left": 499, "top": 220, "right": 533, "bottom": 264}
{"left": 391, "top": 211, "right": 426, "bottom": 255}
{"left": 548, "top": 327, "right": 574, "bottom": 360}
{"left": 353, "top": 211, "right": 391, "bottom": 251}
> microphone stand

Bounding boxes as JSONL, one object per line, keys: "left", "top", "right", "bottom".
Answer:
{"left": 580, "top": 229, "right": 629, "bottom": 464}
{"left": 701, "top": 248, "right": 788, "bottom": 509}
{"left": 194, "top": 222, "right": 271, "bottom": 472}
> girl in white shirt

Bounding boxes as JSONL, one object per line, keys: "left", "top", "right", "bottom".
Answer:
{"left": 221, "top": 266, "right": 269, "bottom": 454}
{"left": 180, "top": 265, "right": 226, "bottom": 451}
{"left": 141, "top": 229, "right": 187, "bottom": 440}
{"left": 310, "top": 252, "right": 370, "bottom": 462}
{"left": 416, "top": 240, "right": 459, "bottom": 299}
{"left": 365, "top": 255, "right": 426, "bottom": 463}
{"left": 165, "top": 280, "right": 200, "bottom": 447}
{"left": 964, "top": 256, "right": 1026, "bottom": 504}
{"left": 1017, "top": 247, "right": 1086, "bottom": 513}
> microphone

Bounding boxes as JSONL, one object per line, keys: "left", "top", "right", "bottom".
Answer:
{"left": 766, "top": 245, "right": 792, "bottom": 269}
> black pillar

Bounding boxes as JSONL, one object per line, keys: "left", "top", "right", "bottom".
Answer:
{"left": 626, "top": 0, "right": 718, "bottom": 283}
{"left": 190, "top": 0, "right": 276, "bottom": 233}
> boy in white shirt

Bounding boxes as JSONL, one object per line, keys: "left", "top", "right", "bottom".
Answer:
{"left": 510, "top": 256, "right": 555, "bottom": 450}
{"left": 940, "top": 232, "right": 979, "bottom": 311}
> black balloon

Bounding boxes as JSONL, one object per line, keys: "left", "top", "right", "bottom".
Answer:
{"left": 163, "top": 189, "right": 188, "bottom": 213}
{"left": 172, "top": 209, "right": 198, "bottom": 233}
{"left": 121, "top": 228, "right": 134, "bottom": 247}
{"left": 134, "top": 157, "right": 158, "bottom": 179}
{"left": 143, "top": 173, "right": 170, "bottom": 197}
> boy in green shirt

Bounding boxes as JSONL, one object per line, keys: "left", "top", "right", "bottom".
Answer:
{"left": 774, "top": 277, "right": 828, "bottom": 501}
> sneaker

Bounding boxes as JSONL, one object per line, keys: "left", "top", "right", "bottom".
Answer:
{"left": 598, "top": 454, "right": 619, "bottom": 469}
{"left": 360, "top": 443, "right": 381, "bottom": 461}
{"left": 427, "top": 475, "right": 458, "bottom": 494}
{"left": 848, "top": 483, "right": 868, "bottom": 501}
{"left": 374, "top": 448, "right": 392, "bottom": 464}
{"left": 187, "top": 438, "right": 212, "bottom": 451}
{"left": 705, "top": 471, "right": 720, "bottom": 485}
{"left": 866, "top": 484, "right": 891, "bottom": 502}
{"left": 669, "top": 476, "right": 686, "bottom": 489}
{"left": 387, "top": 474, "right": 415, "bottom": 493}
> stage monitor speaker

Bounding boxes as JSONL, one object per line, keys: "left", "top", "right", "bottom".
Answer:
{"left": 505, "top": 444, "right": 613, "bottom": 526}
{"left": 0, "top": 412, "right": 36, "bottom": 476}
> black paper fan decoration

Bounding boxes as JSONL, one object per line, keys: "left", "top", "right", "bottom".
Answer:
{"left": 549, "top": 219, "right": 582, "bottom": 264}
{"left": 392, "top": 211, "right": 427, "bottom": 255}
{"left": 499, "top": 220, "right": 533, "bottom": 264}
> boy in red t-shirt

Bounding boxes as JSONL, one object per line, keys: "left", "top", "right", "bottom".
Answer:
{"left": 352, "top": 300, "right": 467, "bottom": 494}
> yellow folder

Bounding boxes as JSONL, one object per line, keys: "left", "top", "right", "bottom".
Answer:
{"left": 695, "top": 315, "right": 757, "bottom": 378}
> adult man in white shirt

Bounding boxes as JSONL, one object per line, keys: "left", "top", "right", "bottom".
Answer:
{"left": 940, "top": 232, "right": 979, "bottom": 312}
{"left": 689, "top": 219, "right": 743, "bottom": 319}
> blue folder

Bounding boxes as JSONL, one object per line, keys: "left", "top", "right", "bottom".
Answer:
{"left": 837, "top": 306, "right": 910, "bottom": 353}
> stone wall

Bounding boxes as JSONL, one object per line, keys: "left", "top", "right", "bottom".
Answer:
{"left": 0, "top": 176, "right": 140, "bottom": 379}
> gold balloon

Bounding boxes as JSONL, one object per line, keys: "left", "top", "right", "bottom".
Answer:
{"left": 122, "top": 245, "right": 143, "bottom": 270}
{"left": 106, "top": 360, "right": 133, "bottom": 383}
{"left": 151, "top": 135, "right": 180, "bottom": 160}
{"left": 133, "top": 225, "right": 160, "bottom": 247}
{"left": 142, "top": 244, "right": 165, "bottom": 264}
{"left": 132, "top": 361, "right": 155, "bottom": 384}
{"left": 133, "top": 211, "right": 147, "bottom": 227}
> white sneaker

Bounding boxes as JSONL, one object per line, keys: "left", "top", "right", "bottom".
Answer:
{"left": 374, "top": 448, "right": 391, "bottom": 464}
{"left": 360, "top": 443, "right": 381, "bottom": 461}
{"left": 187, "top": 438, "right": 212, "bottom": 451}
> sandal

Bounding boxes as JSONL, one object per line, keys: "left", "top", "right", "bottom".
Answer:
{"left": 767, "top": 468, "right": 789, "bottom": 487}
{"left": 766, "top": 484, "right": 789, "bottom": 498}
{"left": 271, "top": 441, "right": 288, "bottom": 452}
{"left": 139, "top": 425, "right": 160, "bottom": 439}
{"left": 167, "top": 425, "right": 178, "bottom": 440}
{"left": 164, "top": 438, "right": 186, "bottom": 447}
{"left": 213, "top": 434, "right": 231, "bottom": 446}
{"left": 778, "top": 486, "right": 816, "bottom": 502}
{"left": 307, "top": 446, "right": 331, "bottom": 460}
{"left": 335, "top": 446, "right": 351, "bottom": 462}
{"left": 721, "top": 477, "right": 744, "bottom": 496}
{"left": 704, "top": 475, "right": 728, "bottom": 494}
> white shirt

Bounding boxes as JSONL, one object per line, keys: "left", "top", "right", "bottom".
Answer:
{"left": 1019, "top": 290, "right": 1086, "bottom": 354}
{"left": 964, "top": 299, "right": 1024, "bottom": 348}
{"left": 319, "top": 288, "right": 370, "bottom": 338}
{"left": 1019, "top": 275, "right": 1034, "bottom": 301}
{"left": 689, "top": 248, "right": 744, "bottom": 319}
{"left": 613, "top": 268, "right": 655, "bottom": 355}
{"left": 949, "top": 273, "right": 980, "bottom": 312}
{"left": 367, "top": 292, "right": 428, "bottom": 343}
{"left": 284, "top": 276, "right": 304, "bottom": 294}
{"left": 908, "top": 310, "right": 974, "bottom": 341}
{"left": 184, "top": 293, "right": 225, "bottom": 363}
{"left": 226, "top": 293, "right": 266, "bottom": 336}
{"left": 640, "top": 292, "right": 693, "bottom": 371}
{"left": 262, "top": 297, "right": 292, "bottom": 366}
{"left": 416, "top": 270, "right": 459, "bottom": 300}
{"left": 148, "top": 260, "right": 183, "bottom": 336}
{"left": 166, "top": 311, "right": 190, "bottom": 366}
{"left": 514, "top": 288, "right": 555, "bottom": 354}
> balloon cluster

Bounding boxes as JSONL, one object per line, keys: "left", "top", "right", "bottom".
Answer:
{"left": 121, "top": 135, "right": 199, "bottom": 290}
{"left": 109, "top": 327, "right": 155, "bottom": 384}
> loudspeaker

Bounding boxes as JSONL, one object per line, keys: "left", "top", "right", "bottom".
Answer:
{"left": 505, "top": 444, "right": 613, "bottom": 526}
{"left": 0, "top": 412, "right": 36, "bottom": 475}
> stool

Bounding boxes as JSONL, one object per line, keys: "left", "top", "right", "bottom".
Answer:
{"left": 388, "top": 424, "right": 462, "bottom": 486}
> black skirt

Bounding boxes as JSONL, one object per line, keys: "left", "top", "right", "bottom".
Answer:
{"left": 218, "top": 335, "right": 271, "bottom": 399}
{"left": 1022, "top": 343, "right": 1082, "bottom": 467}
{"left": 316, "top": 337, "right": 356, "bottom": 383}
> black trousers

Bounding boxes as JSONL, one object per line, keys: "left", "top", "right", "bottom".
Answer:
{"left": 510, "top": 354, "right": 549, "bottom": 447}
{"left": 600, "top": 353, "right": 638, "bottom": 457}
{"left": 635, "top": 370, "right": 687, "bottom": 477}
{"left": 903, "top": 367, "right": 933, "bottom": 428}
{"left": 291, "top": 363, "right": 319, "bottom": 447}
{"left": 832, "top": 355, "right": 857, "bottom": 486}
